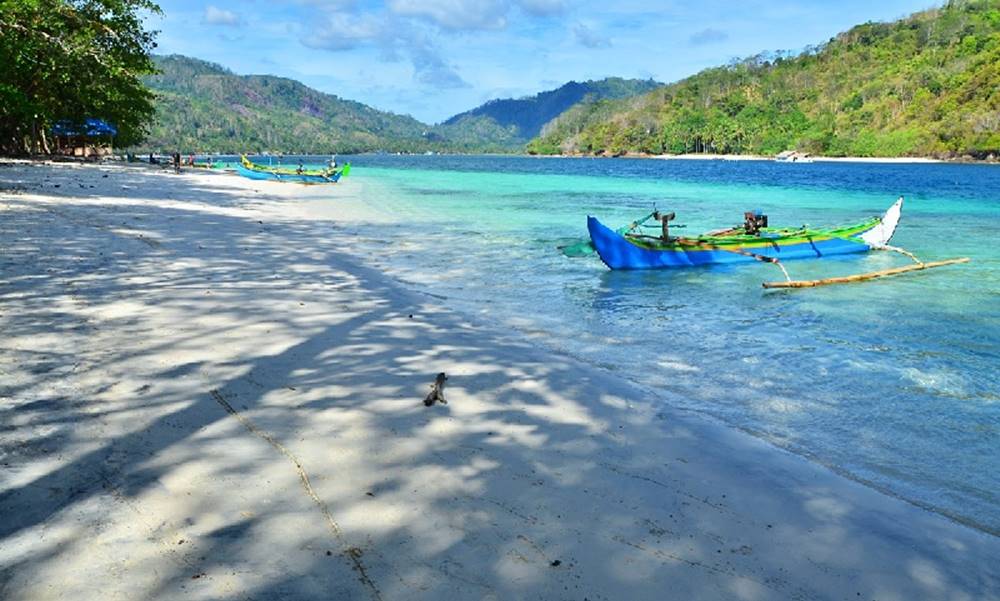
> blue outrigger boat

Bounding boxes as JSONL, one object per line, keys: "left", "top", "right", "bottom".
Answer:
{"left": 586, "top": 199, "right": 968, "bottom": 288}
{"left": 236, "top": 155, "right": 349, "bottom": 184}
{"left": 588, "top": 199, "right": 904, "bottom": 270}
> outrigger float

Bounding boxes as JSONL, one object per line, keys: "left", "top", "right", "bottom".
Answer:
{"left": 237, "top": 155, "right": 350, "bottom": 184}
{"left": 584, "top": 198, "right": 969, "bottom": 289}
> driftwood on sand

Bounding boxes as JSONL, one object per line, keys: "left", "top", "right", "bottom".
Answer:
{"left": 423, "top": 372, "right": 448, "bottom": 406}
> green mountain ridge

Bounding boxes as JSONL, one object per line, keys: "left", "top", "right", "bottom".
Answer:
{"left": 434, "top": 78, "right": 662, "bottom": 150}
{"left": 141, "top": 56, "right": 660, "bottom": 154}
{"left": 141, "top": 55, "right": 437, "bottom": 154}
{"left": 528, "top": 0, "right": 1000, "bottom": 159}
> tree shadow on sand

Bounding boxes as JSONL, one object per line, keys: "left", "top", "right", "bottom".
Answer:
{"left": 1, "top": 164, "right": 997, "bottom": 600}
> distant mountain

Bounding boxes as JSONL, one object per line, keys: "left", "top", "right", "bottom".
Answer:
{"left": 435, "top": 78, "right": 661, "bottom": 150}
{"left": 139, "top": 56, "right": 660, "bottom": 153}
{"left": 141, "top": 55, "right": 436, "bottom": 153}
{"left": 527, "top": 0, "right": 1000, "bottom": 159}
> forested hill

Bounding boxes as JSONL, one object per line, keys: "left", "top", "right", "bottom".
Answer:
{"left": 142, "top": 57, "right": 658, "bottom": 153}
{"left": 142, "top": 55, "right": 436, "bottom": 153}
{"left": 527, "top": 0, "right": 1000, "bottom": 159}
{"left": 435, "top": 78, "right": 661, "bottom": 150}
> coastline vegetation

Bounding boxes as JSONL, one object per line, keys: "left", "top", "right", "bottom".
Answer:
{"left": 527, "top": 0, "right": 1000, "bottom": 159}
{"left": 0, "top": 0, "right": 160, "bottom": 155}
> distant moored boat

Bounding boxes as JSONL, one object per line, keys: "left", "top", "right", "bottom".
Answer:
{"left": 236, "top": 155, "right": 350, "bottom": 184}
{"left": 775, "top": 150, "right": 814, "bottom": 163}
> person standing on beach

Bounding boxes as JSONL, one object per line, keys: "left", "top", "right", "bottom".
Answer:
{"left": 172, "top": 152, "right": 181, "bottom": 173}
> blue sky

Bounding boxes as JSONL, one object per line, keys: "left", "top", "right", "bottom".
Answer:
{"left": 151, "top": 0, "right": 938, "bottom": 123}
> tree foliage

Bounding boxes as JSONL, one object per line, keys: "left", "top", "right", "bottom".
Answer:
{"left": 528, "top": 0, "right": 1000, "bottom": 159}
{"left": 0, "top": 0, "right": 160, "bottom": 154}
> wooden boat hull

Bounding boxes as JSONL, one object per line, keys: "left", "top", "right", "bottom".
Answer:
{"left": 236, "top": 164, "right": 340, "bottom": 184}
{"left": 588, "top": 200, "right": 902, "bottom": 270}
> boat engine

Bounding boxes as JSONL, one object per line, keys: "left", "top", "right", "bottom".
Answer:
{"left": 744, "top": 210, "right": 768, "bottom": 235}
{"left": 653, "top": 210, "right": 676, "bottom": 241}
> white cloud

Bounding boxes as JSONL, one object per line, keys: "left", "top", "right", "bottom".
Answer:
{"left": 689, "top": 27, "right": 728, "bottom": 45}
{"left": 384, "top": 0, "right": 565, "bottom": 30}
{"left": 301, "top": 13, "right": 385, "bottom": 50}
{"left": 295, "top": 0, "right": 357, "bottom": 7}
{"left": 203, "top": 6, "right": 241, "bottom": 27}
{"left": 517, "top": 0, "right": 565, "bottom": 16}
{"left": 573, "top": 23, "right": 610, "bottom": 48}
{"left": 387, "top": 0, "right": 509, "bottom": 31}
{"left": 410, "top": 43, "right": 470, "bottom": 88}
{"left": 301, "top": 11, "right": 470, "bottom": 89}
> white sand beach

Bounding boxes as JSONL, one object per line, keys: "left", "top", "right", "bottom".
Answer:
{"left": 548, "top": 152, "right": 954, "bottom": 163}
{"left": 649, "top": 153, "right": 948, "bottom": 163}
{"left": 1, "top": 160, "right": 997, "bottom": 600}
{"left": 812, "top": 156, "right": 947, "bottom": 164}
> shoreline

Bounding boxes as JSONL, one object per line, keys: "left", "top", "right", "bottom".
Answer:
{"left": 38, "top": 152, "right": 998, "bottom": 166}
{"left": 645, "top": 153, "right": 948, "bottom": 163}
{"left": 525, "top": 151, "right": 999, "bottom": 164}
{"left": 1, "top": 160, "right": 997, "bottom": 599}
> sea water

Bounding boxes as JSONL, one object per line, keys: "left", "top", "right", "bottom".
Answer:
{"left": 285, "top": 155, "right": 1000, "bottom": 534}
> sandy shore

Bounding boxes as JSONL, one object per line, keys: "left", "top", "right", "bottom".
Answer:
{"left": 1, "top": 160, "right": 997, "bottom": 600}
{"left": 811, "top": 156, "right": 944, "bottom": 163}
{"left": 536, "top": 152, "right": 958, "bottom": 163}
{"left": 647, "top": 153, "right": 772, "bottom": 161}
{"left": 649, "top": 153, "right": 947, "bottom": 163}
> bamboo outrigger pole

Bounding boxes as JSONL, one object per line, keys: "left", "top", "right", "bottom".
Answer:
{"left": 763, "top": 252, "right": 970, "bottom": 289}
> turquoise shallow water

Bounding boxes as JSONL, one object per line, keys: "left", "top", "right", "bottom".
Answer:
{"left": 284, "top": 155, "right": 1000, "bottom": 534}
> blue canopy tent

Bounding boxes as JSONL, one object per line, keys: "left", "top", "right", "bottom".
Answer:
{"left": 51, "top": 118, "right": 118, "bottom": 157}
